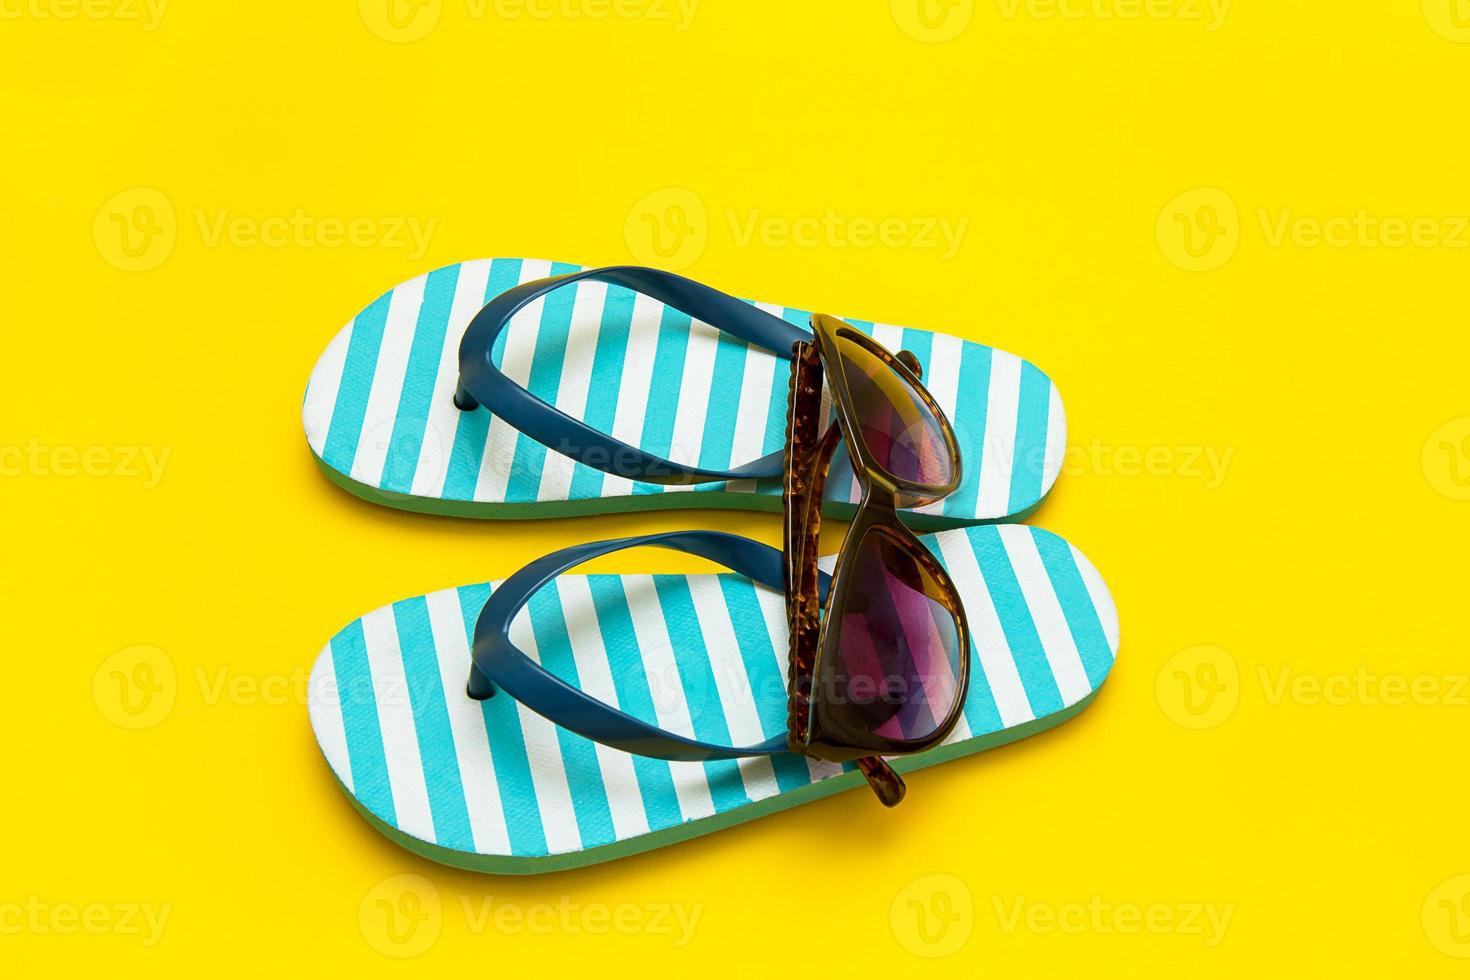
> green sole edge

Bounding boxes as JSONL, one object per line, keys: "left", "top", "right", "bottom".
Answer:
{"left": 331, "top": 688, "right": 1101, "bottom": 876}
{"left": 311, "top": 451, "right": 1039, "bottom": 532}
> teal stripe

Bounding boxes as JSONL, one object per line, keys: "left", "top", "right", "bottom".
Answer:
{"left": 329, "top": 620, "right": 395, "bottom": 826}
{"left": 968, "top": 527, "right": 1064, "bottom": 716}
{"left": 942, "top": 342, "right": 992, "bottom": 519}
{"left": 715, "top": 576, "right": 812, "bottom": 794}
{"left": 1030, "top": 532, "right": 1115, "bottom": 687}
{"left": 526, "top": 585, "right": 618, "bottom": 848}
{"left": 927, "top": 543, "right": 1004, "bottom": 735}
{"left": 391, "top": 596, "right": 474, "bottom": 851}
{"left": 566, "top": 285, "right": 637, "bottom": 502}
{"left": 697, "top": 334, "right": 753, "bottom": 472}
{"left": 382, "top": 265, "right": 461, "bottom": 493}
{"left": 321, "top": 292, "right": 392, "bottom": 473}
{"left": 441, "top": 259, "right": 524, "bottom": 501}
{"left": 632, "top": 306, "right": 695, "bottom": 495}
{"left": 505, "top": 261, "right": 582, "bottom": 503}
{"left": 958, "top": 630, "right": 1004, "bottom": 735}
{"left": 651, "top": 575, "right": 752, "bottom": 812}
{"left": 1006, "top": 361, "right": 1052, "bottom": 514}
{"left": 456, "top": 583, "right": 548, "bottom": 857}
{"left": 585, "top": 576, "right": 685, "bottom": 827}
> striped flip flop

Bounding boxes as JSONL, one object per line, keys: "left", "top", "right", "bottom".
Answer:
{"left": 308, "top": 523, "right": 1117, "bottom": 874}
{"left": 302, "top": 259, "right": 1065, "bottom": 528}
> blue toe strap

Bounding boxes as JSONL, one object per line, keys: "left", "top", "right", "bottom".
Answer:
{"left": 455, "top": 266, "right": 812, "bottom": 485}
{"left": 468, "top": 531, "right": 831, "bottom": 761}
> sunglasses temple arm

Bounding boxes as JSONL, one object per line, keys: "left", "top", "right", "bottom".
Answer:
{"left": 856, "top": 757, "right": 907, "bottom": 807}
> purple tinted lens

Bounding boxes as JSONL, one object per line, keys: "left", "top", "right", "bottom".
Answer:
{"left": 832, "top": 331, "right": 953, "bottom": 489}
{"left": 826, "top": 528, "right": 964, "bottom": 743}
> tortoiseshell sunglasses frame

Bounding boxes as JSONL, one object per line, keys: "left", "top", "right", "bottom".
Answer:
{"left": 782, "top": 314, "right": 970, "bottom": 806}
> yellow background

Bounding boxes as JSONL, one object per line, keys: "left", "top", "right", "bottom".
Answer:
{"left": 2, "top": 0, "right": 1467, "bottom": 974}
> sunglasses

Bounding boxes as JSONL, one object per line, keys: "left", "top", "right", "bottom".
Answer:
{"left": 782, "top": 314, "right": 971, "bottom": 806}
{"left": 462, "top": 297, "right": 971, "bottom": 809}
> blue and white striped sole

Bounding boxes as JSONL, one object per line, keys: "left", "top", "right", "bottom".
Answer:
{"left": 303, "top": 259, "right": 1066, "bottom": 526}
{"left": 308, "top": 524, "right": 1117, "bottom": 873}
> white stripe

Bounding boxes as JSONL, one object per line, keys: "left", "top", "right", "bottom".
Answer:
{"left": 351, "top": 275, "right": 427, "bottom": 487}
{"left": 360, "top": 606, "right": 436, "bottom": 843}
{"left": 536, "top": 282, "right": 608, "bottom": 503}
{"left": 661, "top": 317, "right": 721, "bottom": 489}
{"left": 412, "top": 259, "right": 492, "bottom": 498}
{"left": 722, "top": 341, "right": 779, "bottom": 494}
{"left": 473, "top": 258, "right": 552, "bottom": 503}
{"left": 1070, "top": 542, "right": 1120, "bottom": 654}
{"left": 507, "top": 608, "right": 583, "bottom": 855}
{"left": 1041, "top": 382, "right": 1067, "bottom": 497}
{"left": 939, "top": 707, "right": 973, "bottom": 746}
{"left": 302, "top": 323, "right": 352, "bottom": 456}
{"left": 974, "top": 350, "right": 1022, "bottom": 518}
{"left": 601, "top": 291, "right": 666, "bottom": 498}
{"left": 870, "top": 321, "right": 904, "bottom": 350}
{"left": 732, "top": 301, "right": 792, "bottom": 492}
{"left": 555, "top": 576, "right": 651, "bottom": 840}
{"left": 1000, "top": 527, "right": 1092, "bottom": 705}
{"left": 423, "top": 587, "right": 512, "bottom": 856}
{"left": 749, "top": 579, "right": 843, "bottom": 783}
{"left": 914, "top": 332, "right": 964, "bottom": 518}
{"left": 307, "top": 646, "right": 353, "bottom": 794}
{"left": 934, "top": 530, "right": 1035, "bottom": 728}
{"left": 685, "top": 577, "right": 781, "bottom": 802}
{"left": 620, "top": 575, "right": 717, "bottom": 820}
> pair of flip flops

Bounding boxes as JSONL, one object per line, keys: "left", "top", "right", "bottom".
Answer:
{"left": 304, "top": 258, "right": 1119, "bottom": 874}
